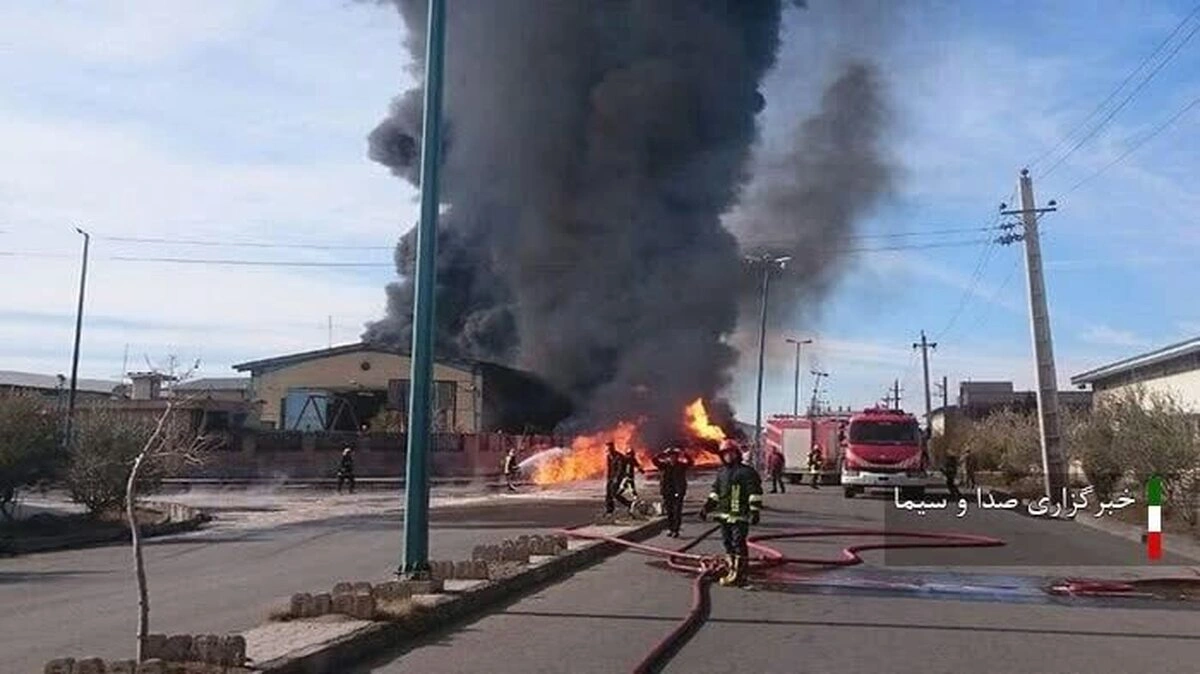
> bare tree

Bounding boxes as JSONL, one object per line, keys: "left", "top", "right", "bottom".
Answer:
{"left": 120, "top": 358, "right": 217, "bottom": 663}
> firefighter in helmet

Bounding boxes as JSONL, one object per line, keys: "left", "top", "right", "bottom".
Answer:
{"left": 700, "top": 439, "right": 764, "bottom": 586}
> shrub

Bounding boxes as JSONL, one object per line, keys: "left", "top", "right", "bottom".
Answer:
{"left": 65, "top": 407, "right": 164, "bottom": 515}
{"left": 0, "top": 393, "right": 65, "bottom": 520}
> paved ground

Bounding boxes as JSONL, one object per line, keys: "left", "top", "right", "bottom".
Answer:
{"left": 361, "top": 484, "right": 1200, "bottom": 674}
{"left": 0, "top": 483, "right": 607, "bottom": 672}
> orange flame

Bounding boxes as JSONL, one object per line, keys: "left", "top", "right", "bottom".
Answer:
{"left": 531, "top": 421, "right": 645, "bottom": 485}
{"left": 530, "top": 399, "right": 730, "bottom": 485}
{"left": 684, "top": 398, "right": 726, "bottom": 441}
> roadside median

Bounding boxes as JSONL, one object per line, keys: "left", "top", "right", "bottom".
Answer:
{"left": 244, "top": 515, "right": 666, "bottom": 673}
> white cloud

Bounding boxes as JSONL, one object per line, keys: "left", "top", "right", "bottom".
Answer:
{"left": 1080, "top": 325, "right": 1150, "bottom": 348}
{"left": 0, "top": 1, "right": 276, "bottom": 65}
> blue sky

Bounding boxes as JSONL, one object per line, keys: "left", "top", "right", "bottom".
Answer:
{"left": 1, "top": 1, "right": 1198, "bottom": 421}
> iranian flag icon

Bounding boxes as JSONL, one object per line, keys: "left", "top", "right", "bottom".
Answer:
{"left": 1147, "top": 475, "right": 1163, "bottom": 561}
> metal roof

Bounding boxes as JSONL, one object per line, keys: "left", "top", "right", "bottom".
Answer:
{"left": 1070, "top": 336, "right": 1200, "bottom": 385}
{"left": 174, "top": 377, "right": 250, "bottom": 390}
{"left": 0, "top": 370, "right": 121, "bottom": 395}
{"left": 231, "top": 342, "right": 483, "bottom": 374}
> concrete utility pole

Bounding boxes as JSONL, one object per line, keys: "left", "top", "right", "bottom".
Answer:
{"left": 809, "top": 370, "right": 828, "bottom": 416}
{"left": 748, "top": 254, "right": 791, "bottom": 467}
{"left": 401, "top": 0, "right": 447, "bottom": 578}
{"left": 64, "top": 227, "right": 90, "bottom": 448}
{"left": 1000, "top": 168, "right": 1066, "bottom": 503}
{"left": 913, "top": 331, "right": 936, "bottom": 430}
{"left": 785, "top": 337, "right": 813, "bottom": 416}
{"left": 935, "top": 375, "right": 949, "bottom": 410}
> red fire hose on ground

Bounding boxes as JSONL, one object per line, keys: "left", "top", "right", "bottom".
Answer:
{"left": 561, "top": 523, "right": 1007, "bottom": 674}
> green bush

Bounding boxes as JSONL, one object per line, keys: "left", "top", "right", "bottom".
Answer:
{"left": 0, "top": 393, "right": 65, "bottom": 520}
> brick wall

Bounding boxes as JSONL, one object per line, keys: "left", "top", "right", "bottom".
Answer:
{"left": 182, "top": 431, "right": 561, "bottom": 480}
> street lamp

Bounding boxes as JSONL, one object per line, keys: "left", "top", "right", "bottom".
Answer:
{"left": 401, "top": 0, "right": 447, "bottom": 579}
{"left": 785, "top": 337, "right": 813, "bottom": 416}
{"left": 746, "top": 253, "right": 790, "bottom": 469}
{"left": 63, "top": 227, "right": 89, "bottom": 448}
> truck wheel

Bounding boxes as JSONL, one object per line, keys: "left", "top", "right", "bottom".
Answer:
{"left": 843, "top": 486, "right": 855, "bottom": 499}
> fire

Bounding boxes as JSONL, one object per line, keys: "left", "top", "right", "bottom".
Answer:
{"left": 528, "top": 398, "right": 728, "bottom": 485}
{"left": 531, "top": 421, "right": 644, "bottom": 485}
{"left": 685, "top": 398, "right": 725, "bottom": 441}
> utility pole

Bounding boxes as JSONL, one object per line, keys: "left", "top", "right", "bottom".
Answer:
{"left": 64, "top": 227, "right": 90, "bottom": 448}
{"left": 935, "top": 375, "right": 948, "bottom": 410}
{"left": 912, "top": 330, "right": 936, "bottom": 431}
{"left": 748, "top": 253, "right": 791, "bottom": 468}
{"left": 891, "top": 379, "right": 902, "bottom": 410}
{"left": 785, "top": 337, "right": 813, "bottom": 416}
{"left": 401, "top": 0, "right": 446, "bottom": 578}
{"left": 1000, "top": 168, "right": 1066, "bottom": 503}
{"left": 809, "top": 370, "right": 828, "bottom": 416}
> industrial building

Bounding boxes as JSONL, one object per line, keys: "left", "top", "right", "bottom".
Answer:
{"left": 1070, "top": 336, "right": 1200, "bottom": 411}
{"left": 0, "top": 370, "right": 121, "bottom": 400}
{"left": 930, "top": 380, "right": 1092, "bottom": 436}
{"left": 232, "top": 342, "right": 571, "bottom": 435}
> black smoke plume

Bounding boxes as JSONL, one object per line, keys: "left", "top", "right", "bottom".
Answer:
{"left": 363, "top": 1, "right": 891, "bottom": 444}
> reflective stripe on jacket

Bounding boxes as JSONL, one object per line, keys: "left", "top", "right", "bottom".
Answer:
{"left": 706, "top": 464, "right": 763, "bottom": 523}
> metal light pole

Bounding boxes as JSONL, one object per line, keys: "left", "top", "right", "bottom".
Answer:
{"left": 785, "top": 337, "right": 812, "bottom": 416}
{"left": 401, "top": 0, "right": 446, "bottom": 578}
{"left": 64, "top": 227, "right": 90, "bottom": 447}
{"left": 748, "top": 254, "right": 790, "bottom": 470}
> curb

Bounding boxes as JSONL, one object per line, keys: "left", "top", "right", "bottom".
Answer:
{"left": 250, "top": 517, "right": 667, "bottom": 673}
{"left": 0, "top": 501, "right": 211, "bottom": 557}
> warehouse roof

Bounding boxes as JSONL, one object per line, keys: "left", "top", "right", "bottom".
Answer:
{"left": 0, "top": 370, "right": 121, "bottom": 395}
{"left": 1071, "top": 336, "right": 1200, "bottom": 386}
{"left": 231, "top": 342, "right": 483, "bottom": 374}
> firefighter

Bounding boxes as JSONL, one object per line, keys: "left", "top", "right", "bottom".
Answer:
{"left": 621, "top": 445, "right": 645, "bottom": 497}
{"left": 807, "top": 442, "right": 823, "bottom": 489}
{"left": 942, "top": 451, "right": 962, "bottom": 500}
{"left": 502, "top": 446, "right": 519, "bottom": 492}
{"left": 767, "top": 446, "right": 786, "bottom": 494}
{"left": 653, "top": 446, "right": 693, "bottom": 537}
{"left": 699, "top": 440, "right": 764, "bottom": 587}
{"left": 605, "top": 442, "right": 633, "bottom": 514}
{"left": 336, "top": 446, "right": 356, "bottom": 494}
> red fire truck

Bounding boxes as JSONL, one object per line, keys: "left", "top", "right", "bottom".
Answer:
{"left": 763, "top": 414, "right": 849, "bottom": 485}
{"left": 840, "top": 407, "right": 932, "bottom": 498}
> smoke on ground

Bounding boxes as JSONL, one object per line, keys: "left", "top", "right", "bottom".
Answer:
{"left": 363, "top": 1, "right": 893, "bottom": 443}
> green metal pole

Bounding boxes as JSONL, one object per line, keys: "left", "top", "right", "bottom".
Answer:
{"left": 401, "top": 0, "right": 446, "bottom": 578}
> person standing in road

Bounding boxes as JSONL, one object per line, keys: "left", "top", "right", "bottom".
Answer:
{"left": 962, "top": 449, "right": 977, "bottom": 490}
{"left": 700, "top": 440, "right": 764, "bottom": 587}
{"left": 767, "top": 446, "right": 786, "bottom": 494}
{"left": 807, "top": 443, "right": 823, "bottom": 489}
{"left": 337, "top": 446, "right": 356, "bottom": 494}
{"left": 503, "top": 446, "right": 520, "bottom": 492}
{"left": 942, "top": 451, "right": 961, "bottom": 500}
{"left": 653, "top": 446, "right": 693, "bottom": 537}
{"left": 605, "top": 442, "right": 633, "bottom": 515}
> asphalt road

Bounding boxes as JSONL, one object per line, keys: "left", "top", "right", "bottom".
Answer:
{"left": 362, "top": 484, "right": 1200, "bottom": 674}
{"left": 0, "top": 488, "right": 603, "bottom": 672}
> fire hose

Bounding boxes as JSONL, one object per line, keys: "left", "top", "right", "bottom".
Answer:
{"left": 561, "top": 523, "right": 1007, "bottom": 674}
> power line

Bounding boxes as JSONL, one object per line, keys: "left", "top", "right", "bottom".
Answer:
{"left": 97, "top": 235, "right": 395, "bottom": 251}
{"left": 1042, "top": 12, "right": 1200, "bottom": 178}
{"left": 1067, "top": 92, "right": 1200, "bottom": 193}
{"left": 1029, "top": 2, "right": 1200, "bottom": 171}
{"left": 107, "top": 256, "right": 394, "bottom": 268}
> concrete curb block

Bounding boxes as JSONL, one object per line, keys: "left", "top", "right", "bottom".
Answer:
{"left": 250, "top": 517, "right": 666, "bottom": 673}
{"left": 0, "top": 501, "right": 211, "bottom": 557}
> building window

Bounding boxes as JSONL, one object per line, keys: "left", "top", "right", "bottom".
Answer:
{"left": 435, "top": 381, "right": 457, "bottom": 431}
{"left": 388, "top": 378, "right": 456, "bottom": 431}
